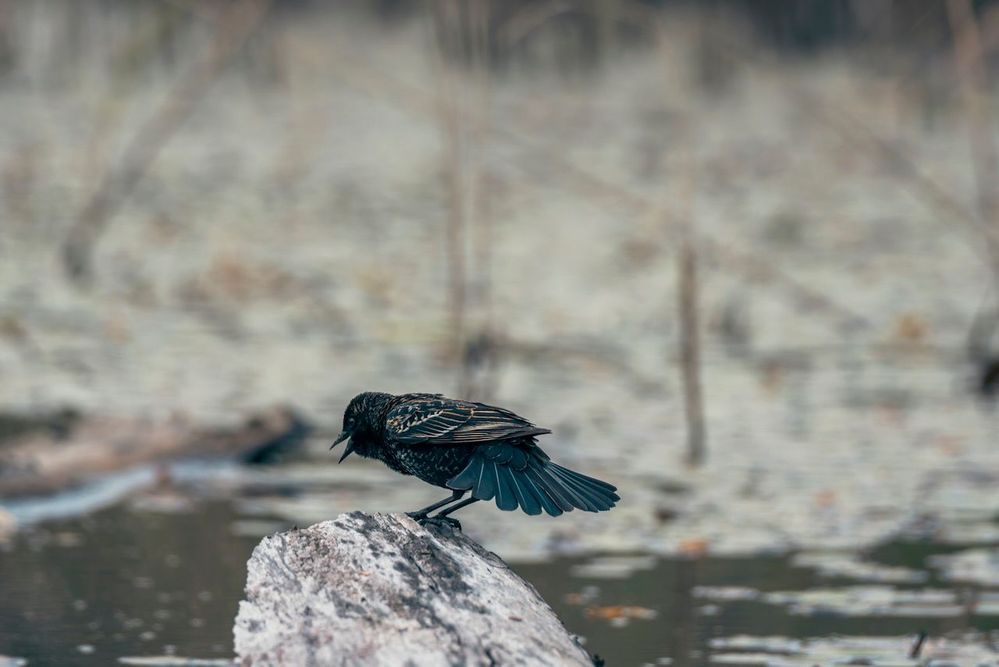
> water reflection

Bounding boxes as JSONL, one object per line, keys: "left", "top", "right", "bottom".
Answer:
{"left": 0, "top": 502, "right": 254, "bottom": 665}
{"left": 2, "top": 501, "right": 999, "bottom": 665}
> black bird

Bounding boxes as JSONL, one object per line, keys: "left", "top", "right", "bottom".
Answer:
{"left": 330, "top": 392, "right": 619, "bottom": 528}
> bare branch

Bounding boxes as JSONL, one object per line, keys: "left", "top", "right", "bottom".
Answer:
{"left": 304, "top": 40, "right": 873, "bottom": 331}
{"left": 62, "top": 0, "right": 272, "bottom": 284}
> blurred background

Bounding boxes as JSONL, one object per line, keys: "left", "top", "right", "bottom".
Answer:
{"left": 2, "top": 0, "right": 999, "bottom": 664}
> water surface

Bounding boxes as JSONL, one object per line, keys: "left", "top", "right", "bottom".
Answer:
{"left": 2, "top": 500, "right": 998, "bottom": 665}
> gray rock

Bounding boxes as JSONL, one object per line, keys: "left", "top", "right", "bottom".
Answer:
{"left": 233, "top": 512, "right": 592, "bottom": 667}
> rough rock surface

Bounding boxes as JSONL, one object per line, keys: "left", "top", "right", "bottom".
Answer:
{"left": 233, "top": 512, "right": 592, "bottom": 666}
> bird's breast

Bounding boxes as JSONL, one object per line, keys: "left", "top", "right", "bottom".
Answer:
{"left": 390, "top": 444, "right": 475, "bottom": 488}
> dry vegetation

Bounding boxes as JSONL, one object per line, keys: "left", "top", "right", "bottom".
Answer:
{"left": 0, "top": 0, "right": 998, "bottom": 553}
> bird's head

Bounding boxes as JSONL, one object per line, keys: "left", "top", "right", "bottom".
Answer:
{"left": 330, "top": 392, "right": 391, "bottom": 463}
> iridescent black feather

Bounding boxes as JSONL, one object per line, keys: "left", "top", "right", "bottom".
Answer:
{"left": 333, "top": 392, "right": 619, "bottom": 517}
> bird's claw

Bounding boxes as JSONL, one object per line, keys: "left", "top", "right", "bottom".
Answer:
{"left": 418, "top": 515, "right": 462, "bottom": 532}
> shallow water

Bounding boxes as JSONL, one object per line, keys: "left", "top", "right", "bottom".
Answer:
{"left": 1, "top": 4, "right": 999, "bottom": 665}
{"left": 2, "top": 500, "right": 998, "bottom": 666}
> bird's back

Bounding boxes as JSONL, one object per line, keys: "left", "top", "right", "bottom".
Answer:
{"left": 379, "top": 393, "right": 618, "bottom": 516}
{"left": 383, "top": 394, "right": 550, "bottom": 447}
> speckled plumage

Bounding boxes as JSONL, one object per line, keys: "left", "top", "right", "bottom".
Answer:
{"left": 332, "top": 392, "right": 619, "bottom": 519}
{"left": 379, "top": 438, "right": 476, "bottom": 487}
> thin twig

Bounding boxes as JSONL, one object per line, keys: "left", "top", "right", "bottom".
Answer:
{"left": 431, "top": 1, "right": 470, "bottom": 397}
{"left": 621, "top": 0, "right": 999, "bottom": 298}
{"left": 679, "top": 231, "right": 706, "bottom": 467}
{"left": 468, "top": 0, "right": 498, "bottom": 401}
{"left": 295, "top": 17, "right": 873, "bottom": 331}
{"left": 62, "top": 0, "right": 271, "bottom": 283}
{"left": 908, "top": 630, "right": 928, "bottom": 659}
{"left": 946, "top": 0, "right": 999, "bottom": 284}
{"left": 669, "top": 134, "right": 707, "bottom": 467}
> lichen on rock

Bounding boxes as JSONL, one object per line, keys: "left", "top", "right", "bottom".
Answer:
{"left": 233, "top": 512, "right": 592, "bottom": 666}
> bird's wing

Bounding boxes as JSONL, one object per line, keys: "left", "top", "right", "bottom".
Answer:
{"left": 385, "top": 398, "right": 550, "bottom": 446}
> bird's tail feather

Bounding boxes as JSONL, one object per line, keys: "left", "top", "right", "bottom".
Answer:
{"left": 448, "top": 445, "right": 619, "bottom": 516}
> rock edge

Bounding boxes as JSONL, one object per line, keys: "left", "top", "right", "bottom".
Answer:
{"left": 233, "top": 512, "right": 592, "bottom": 666}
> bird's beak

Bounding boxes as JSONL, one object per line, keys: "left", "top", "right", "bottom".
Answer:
{"left": 330, "top": 430, "right": 350, "bottom": 450}
{"left": 330, "top": 430, "right": 355, "bottom": 463}
{"left": 337, "top": 441, "right": 356, "bottom": 464}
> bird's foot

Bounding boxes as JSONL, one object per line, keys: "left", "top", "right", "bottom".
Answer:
{"left": 405, "top": 511, "right": 428, "bottom": 522}
{"left": 418, "top": 515, "right": 462, "bottom": 532}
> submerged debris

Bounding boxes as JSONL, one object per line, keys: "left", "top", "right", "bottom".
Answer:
{"left": 709, "top": 633, "right": 999, "bottom": 666}
{"left": 584, "top": 605, "right": 659, "bottom": 625}
{"left": 791, "top": 551, "right": 928, "bottom": 584}
{"left": 693, "top": 586, "right": 762, "bottom": 601}
{"left": 570, "top": 555, "right": 658, "bottom": 579}
{"left": 761, "top": 587, "right": 966, "bottom": 618}
{"left": 930, "top": 548, "right": 999, "bottom": 588}
{"left": 117, "top": 658, "right": 234, "bottom": 666}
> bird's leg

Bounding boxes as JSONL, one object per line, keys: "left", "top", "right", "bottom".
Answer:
{"left": 406, "top": 489, "right": 465, "bottom": 522}
{"left": 433, "top": 497, "right": 479, "bottom": 518}
{"left": 425, "top": 497, "right": 480, "bottom": 531}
